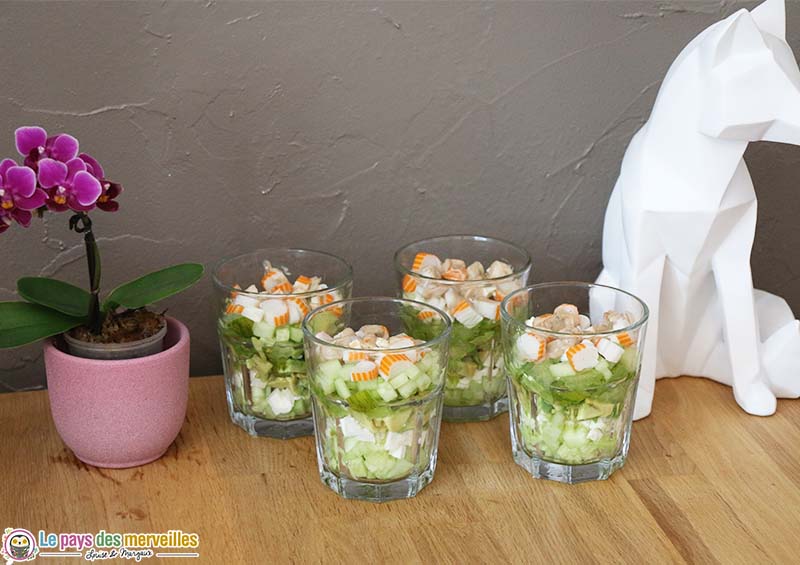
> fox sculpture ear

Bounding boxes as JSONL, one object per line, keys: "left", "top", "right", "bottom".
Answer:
{"left": 751, "top": 0, "right": 786, "bottom": 40}
{"left": 711, "top": 10, "right": 768, "bottom": 67}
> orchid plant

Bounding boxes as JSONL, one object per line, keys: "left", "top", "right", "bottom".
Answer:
{"left": 0, "top": 126, "right": 202, "bottom": 349}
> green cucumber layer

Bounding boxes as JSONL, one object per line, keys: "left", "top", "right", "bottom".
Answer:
{"left": 509, "top": 346, "right": 639, "bottom": 465}
{"left": 220, "top": 315, "right": 310, "bottom": 420}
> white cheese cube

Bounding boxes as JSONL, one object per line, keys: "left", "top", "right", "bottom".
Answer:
{"left": 241, "top": 306, "right": 264, "bottom": 323}
{"left": 339, "top": 416, "right": 375, "bottom": 443}
{"left": 267, "top": 388, "right": 298, "bottom": 415}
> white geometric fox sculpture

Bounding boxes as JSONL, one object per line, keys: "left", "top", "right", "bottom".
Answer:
{"left": 597, "top": 0, "right": 800, "bottom": 419}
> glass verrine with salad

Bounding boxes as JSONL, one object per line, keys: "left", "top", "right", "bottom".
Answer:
{"left": 394, "top": 235, "right": 531, "bottom": 422}
{"left": 303, "top": 297, "right": 451, "bottom": 502}
{"left": 212, "top": 249, "right": 352, "bottom": 439}
{"left": 500, "top": 282, "right": 648, "bottom": 483}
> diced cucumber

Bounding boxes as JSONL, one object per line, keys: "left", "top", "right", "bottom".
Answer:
{"left": 415, "top": 373, "right": 432, "bottom": 392}
{"left": 275, "top": 327, "right": 291, "bottom": 343}
{"left": 550, "top": 362, "right": 576, "bottom": 378}
{"left": 253, "top": 321, "right": 276, "bottom": 339}
{"left": 318, "top": 360, "right": 343, "bottom": 380}
{"left": 395, "top": 364, "right": 421, "bottom": 381}
{"left": 397, "top": 380, "right": 418, "bottom": 399}
{"left": 334, "top": 378, "right": 352, "bottom": 399}
{"left": 316, "top": 372, "right": 337, "bottom": 395}
{"left": 595, "top": 358, "right": 613, "bottom": 380}
{"left": 356, "top": 379, "right": 379, "bottom": 391}
{"left": 309, "top": 311, "right": 339, "bottom": 335}
{"left": 389, "top": 373, "right": 410, "bottom": 390}
{"left": 377, "top": 382, "right": 399, "bottom": 402}
{"left": 620, "top": 346, "right": 638, "bottom": 372}
{"left": 289, "top": 326, "right": 304, "bottom": 343}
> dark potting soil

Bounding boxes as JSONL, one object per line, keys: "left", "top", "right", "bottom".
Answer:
{"left": 68, "top": 309, "right": 166, "bottom": 344}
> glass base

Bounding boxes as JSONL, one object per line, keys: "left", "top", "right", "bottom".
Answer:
{"left": 319, "top": 467, "right": 435, "bottom": 502}
{"left": 512, "top": 448, "right": 626, "bottom": 484}
{"left": 443, "top": 395, "right": 508, "bottom": 422}
{"left": 229, "top": 409, "right": 313, "bottom": 439}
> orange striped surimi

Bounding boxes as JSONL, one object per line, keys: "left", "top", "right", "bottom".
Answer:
{"left": 516, "top": 332, "right": 545, "bottom": 362}
{"left": 261, "top": 269, "right": 287, "bottom": 292}
{"left": 379, "top": 354, "right": 413, "bottom": 378}
{"left": 452, "top": 300, "right": 482, "bottom": 328}
{"left": 402, "top": 274, "right": 417, "bottom": 293}
{"left": 442, "top": 268, "right": 467, "bottom": 281}
{"left": 565, "top": 341, "right": 599, "bottom": 371}
{"left": 350, "top": 361, "right": 379, "bottom": 382}
{"left": 293, "top": 275, "right": 312, "bottom": 292}
{"left": 226, "top": 304, "right": 244, "bottom": 315}
{"left": 230, "top": 284, "right": 242, "bottom": 300}
{"left": 417, "top": 310, "right": 437, "bottom": 321}
{"left": 286, "top": 297, "right": 310, "bottom": 316}
{"left": 344, "top": 350, "right": 371, "bottom": 363}
{"left": 452, "top": 301, "right": 470, "bottom": 315}
{"left": 285, "top": 297, "right": 310, "bottom": 324}
{"left": 412, "top": 252, "right": 440, "bottom": 272}
{"left": 261, "top": 300, "right": 290, "bottom": 327}
{"left": 616, "top": 332, "right": 634, "bottom": 348}
{"left": 270, "top": 281, "right": 293, "bottom": 294}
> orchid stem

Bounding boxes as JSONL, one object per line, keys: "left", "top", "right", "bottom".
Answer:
{"left": 71, "top": 212, "right": 102, "bottom": 334}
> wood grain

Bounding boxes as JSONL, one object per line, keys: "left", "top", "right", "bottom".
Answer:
{"left": 1, "top": 376, "right": 798, "bottom": 564}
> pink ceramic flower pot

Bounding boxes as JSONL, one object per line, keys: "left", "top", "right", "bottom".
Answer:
{"left": 44, "top": 317, "right": 190, "bottom": 468}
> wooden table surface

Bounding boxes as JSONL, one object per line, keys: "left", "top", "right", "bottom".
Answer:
{"left": 2, "top": 375, "right": 799, "bottom": 564}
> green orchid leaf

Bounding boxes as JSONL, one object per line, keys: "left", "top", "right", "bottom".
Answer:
{"left": 0, "top": 302, "right": 85, "bottom": 348}
{"left": 103, "top": 263, "right": 204, "bottom": 310}
{"left": 17, "top": 277, "right": 91, "bottom": 318}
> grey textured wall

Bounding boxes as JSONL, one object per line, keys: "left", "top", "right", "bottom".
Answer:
{"left": 1, "top": 1, "right": 798, "bottom": 391}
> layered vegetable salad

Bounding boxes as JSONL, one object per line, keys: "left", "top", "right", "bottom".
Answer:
{"left": 507, "top": 304, "right": 639, "bottom": 465}
{"left": 400, "top": 252, "right": 523, "bottom": 408}
{"left": 309, "top": 324, "right": 444, "bottom": 482}
{"left": 219, "top": 261, "right": 342, "bottom": 421}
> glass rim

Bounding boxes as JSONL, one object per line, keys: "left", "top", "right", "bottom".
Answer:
{"left": 500, "top": 281, "right": 650, "bottom": 338}
{"left": 302, "top": 296, "right": 453, "bottom": 354}
{"left": 393, "top": 234, "right": 532, "bottom": 285}
{"left": 211, "top": 248, "right": 354, "bottom": 299}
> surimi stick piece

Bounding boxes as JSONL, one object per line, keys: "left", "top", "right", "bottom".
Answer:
{"left": 260, "top": 299, "right": 290, "bottom": 327}
{"left": 293, "top": 275, "right": 312, "bottom": 293}
{"left": 344, "top": 350, "right": 371, "bottom": 363}
{"left": 412, "top": 252, "right": 442, "bottom": 273}
{"left": 270, "top": 281, "right": 293, "bottom": 294}
{"left": 516, "top": 332, "right": 546, "bottom": 362}
{"left": 564, "top": 340, "right": 599, "bottom": 371}
{"left": 230, "top": 284, "right": 242, "bottom": 299}
{"left": 417, "top": 310, "right": 437, "bottom": 321}
{"left": 226, "top": 304, "right": 244, "bottom": 315}
{"left": 350, "top": 361, "right": 379, "bottom": 382}
{"left": 286, "top": 297, "right": 311, "bottom": 324}
{"left": 442, "top": 268, "right": 467, "bottom": 281}
{"left": 261, "top": 269, "right": 289, "bottom": 292}
{"left": 379, "top": 354, "right": 414, "bottom": 378}
{"left": 615, "top": 331, "right": 634, "bottom": 348}
{"left": 452, "top": 300, "right": 482, "bottom": 329}
{"left": 402, "top": 274, "right": 418, "bottom": 293}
